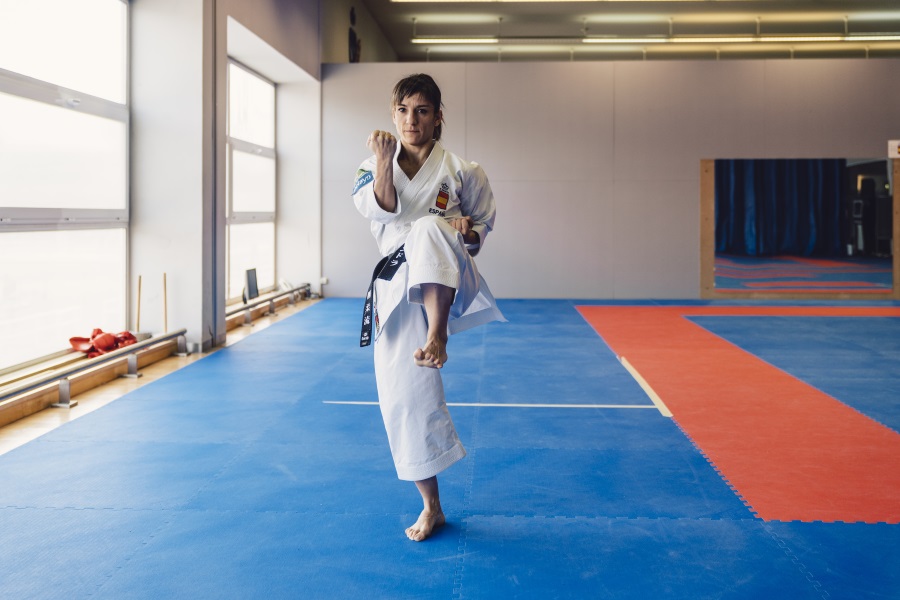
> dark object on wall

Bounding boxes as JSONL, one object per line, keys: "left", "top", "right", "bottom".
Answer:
{"left": 875, "top": 195, "right": 893, "bottom": 257}
{"left": 349, "top": 7, "right": 361, "bottom": 63}
{"left": 846, "top": 161, "right": 892, "bottom": 257}
{"left": 242, "top": 268, "right": 259, "bottom": 304}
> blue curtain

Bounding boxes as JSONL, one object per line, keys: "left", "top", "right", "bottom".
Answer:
{"left": 715, "top": 159, "right": 846, "bottom": 257}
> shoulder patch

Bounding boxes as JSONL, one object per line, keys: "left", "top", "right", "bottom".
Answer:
{"left": 353, "top": 169, "right": 373, "bottom": 195}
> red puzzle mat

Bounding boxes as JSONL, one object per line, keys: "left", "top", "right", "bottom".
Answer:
{"left": 578, "top": 305, "right": 900, "bottom": 524}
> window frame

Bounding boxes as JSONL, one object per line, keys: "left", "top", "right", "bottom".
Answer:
{"left": 0, "top": 0, "right": 130, "bottom": 371}
{"left": 0, "top": 68, "right": 130, "bottom": 228}
{"left": 225, "top": 59, "right": 277, "bottom": 305}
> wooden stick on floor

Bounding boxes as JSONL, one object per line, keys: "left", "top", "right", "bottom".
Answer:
{"left": 163, "top": 272, "right": 168, "bottom": 333}
{"left": 136, "top": 275, "right": 142, "bottom": 333}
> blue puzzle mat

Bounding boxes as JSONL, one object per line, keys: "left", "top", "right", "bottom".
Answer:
{"left": 0, "top": 298, "right": 898, "bottom": 599}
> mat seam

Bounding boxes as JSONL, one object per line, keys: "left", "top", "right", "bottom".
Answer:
{"left": 670, "top": 418, "right": 762, "bottom": 520}
{"left": 87, "top": 511, "right": 175, "bottom": 598}
{"left": 762, "top": 522, "right": 831, "bottom": 600}
{"left": 451, "top": 357, "right": 483, "bottom": 600}
{"left": 87, "top": 434, "right": 263, "bottom": 597}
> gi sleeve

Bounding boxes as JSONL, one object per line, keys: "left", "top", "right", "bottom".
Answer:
{"left": 352, "top": 157, "right": 401, "bottom": 224}
{"left": 458, "top": 162, "right": 496, "bottom": 253}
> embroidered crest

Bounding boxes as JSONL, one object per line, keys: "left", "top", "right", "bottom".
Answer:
{"left": 353, "top": 169, "right": 373, "bottom": 194}
{"left": 435, "top": 182, "right": 450, "bottom": 210}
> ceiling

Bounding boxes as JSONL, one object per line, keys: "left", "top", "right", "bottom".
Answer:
{"left": 359, "top": 0, "right": 900, "bottom": 61}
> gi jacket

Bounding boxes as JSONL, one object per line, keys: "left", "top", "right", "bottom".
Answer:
{"left": 353, "top": 142, "right": 504, "bottom": 342}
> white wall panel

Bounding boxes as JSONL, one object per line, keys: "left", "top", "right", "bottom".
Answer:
{"left": 474, "top": 179, "right": 616, "bottom": 299}
{"left": 613, "top": 61, "right": 768, "bottom": 181}
{"left": 322, "top": 59, "right": 900, "bottom": 300}
{"left": 611, "top": 179, "right": 700, "bottom": 298}
{"left": 763, "top": 60, "right": 900, "bottom": 158}
{"left": 465, "top": 62, "right": 615, "bottom": 183}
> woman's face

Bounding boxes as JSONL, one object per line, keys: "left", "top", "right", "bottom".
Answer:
{"left": 392, "top": 93, "right": 441, "bottom": 148}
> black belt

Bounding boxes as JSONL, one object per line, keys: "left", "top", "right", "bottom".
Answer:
{"left": 360, "top": 245, "right": 406, "bottom": 347}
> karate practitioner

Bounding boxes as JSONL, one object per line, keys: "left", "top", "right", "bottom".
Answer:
{"left": 353, "top": 73, "right": 505, "bottom": 541}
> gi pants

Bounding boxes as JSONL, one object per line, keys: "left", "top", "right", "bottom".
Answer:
{"left": 373, "top": 216, "right": 503, "bottom": 481}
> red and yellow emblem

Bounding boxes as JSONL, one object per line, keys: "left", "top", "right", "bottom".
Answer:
{"left": 435, "top": 189, "right": 449, "bottom": 210}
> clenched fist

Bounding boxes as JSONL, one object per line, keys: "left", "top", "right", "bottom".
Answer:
{"left": 448, "top": 216, "right": 474, "bottom": 237}
{"left": 367, "top": 130, "right": 396, "bottom": 158}
{"left": 448, "top": 216, "right": 479, "bottom": 248}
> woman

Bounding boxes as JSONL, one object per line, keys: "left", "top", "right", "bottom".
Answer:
{"left": 353, "top": 73, "right": 505, "bottom": 541}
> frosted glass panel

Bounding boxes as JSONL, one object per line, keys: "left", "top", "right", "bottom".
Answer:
{"left": 0, "top": 228, "right": 126, "bottom": 370}
{"left": 0, "top": 92, "right": 126, "bottom": 210}
{"left": 232, "top": 150, "right": 276, "bottom": 213}
{"left": 228, "top": 63, "right": 275, "bottom": 148}
{"left": 0, "top": 0, "right": 126, "bottom": 103}
{"left": 228, "top": 223, "right": 275, "bottom": 300}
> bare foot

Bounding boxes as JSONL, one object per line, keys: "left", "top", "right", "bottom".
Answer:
{"left": 406, "top": 509, "right": 446, "bottom": 542}
{"left": 414, "top": 336, "right": 448, "bottom": 369}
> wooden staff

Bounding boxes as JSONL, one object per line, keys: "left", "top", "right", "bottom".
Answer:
{"left": 136, "top": 275, "right": 142, "bottom": 332}
{"left": 163, "top": 272, "right": 168, "bottom": 333}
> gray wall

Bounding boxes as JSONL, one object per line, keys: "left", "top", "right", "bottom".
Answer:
{"left": 321, "top": 0, "right": 397, "bottom": 63}
{"left": 321, "top": 59, "right": 900, "bottom": 299}
{"left": 131, "top": 0, "right": 320, "bottom": 350}
{"left": 131, "top": 0, "right": 210, "bottom": 344}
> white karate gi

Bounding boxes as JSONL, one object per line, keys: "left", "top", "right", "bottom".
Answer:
{"left": 353, "top": 142, "right": 505, "bottom": 481}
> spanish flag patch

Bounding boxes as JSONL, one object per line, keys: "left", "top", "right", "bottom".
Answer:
{"left": 435, "top": 189, "right": 449, "bottom": 210}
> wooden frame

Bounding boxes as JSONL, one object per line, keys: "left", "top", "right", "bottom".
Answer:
{"left": 700, "top": 158, "right": 900, "bottom": 300}
{"left": 0, "top": 340, "right": 179, "bottom": 429}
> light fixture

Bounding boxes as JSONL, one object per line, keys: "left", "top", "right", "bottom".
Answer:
{"left": 394, "top": 0, "right": 739, "bottom": 2}
{"left": 583, "top": 34, "right": 900, "bottom": 44}
{"left": 412, "top": 37, "right": 499, "bottom": 44}
{"left": 410, "top": 34, "right": 900, "bottom": 45}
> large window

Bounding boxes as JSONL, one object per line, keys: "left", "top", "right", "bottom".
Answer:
{"left": 226, "top": 61, "right": 277, "bottom": 302}
{"left": 0, "top": 0, "right": 128, "bottom": 372}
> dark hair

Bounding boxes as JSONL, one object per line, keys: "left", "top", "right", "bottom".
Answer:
{"left": 391, "top": 73, "right": 444, "bottom": 141}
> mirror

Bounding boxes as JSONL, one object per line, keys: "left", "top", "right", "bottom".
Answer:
{"left": 701, "top": 158, "right": 899, "bottom": 300}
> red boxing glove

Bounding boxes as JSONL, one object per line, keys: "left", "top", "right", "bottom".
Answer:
{"left": 71, "top": 329, "right": 139, "bottom": 357}
{"left": 91, "top": 331, "right": 118, "bottom": 355}
{"left": 69, "top": 337, "right": 94, "bottom": 353}
{"left": 115, "top": 331, "right": 137, "bottom": 347}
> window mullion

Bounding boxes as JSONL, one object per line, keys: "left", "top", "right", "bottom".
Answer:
{"left": 0, "top": 68, "right": 127, "bottom": 122}
{"left": 228, "top": 136, "right": 275, "bottom": 158}
{"left": 0, "top": 208, "right": 128, "bottom": 231}
{"left": 227, "top": 212, "right": 276, "bottom": 225}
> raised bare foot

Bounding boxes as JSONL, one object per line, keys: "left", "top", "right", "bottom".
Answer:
{"left": 414, "top": 336, "right": 448, "bottom": 369}
{"left": 405, "top": 509, "right": 446, "bottom": 542}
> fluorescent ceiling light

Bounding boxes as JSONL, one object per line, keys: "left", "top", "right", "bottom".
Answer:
{"left": 848, "top": 35, "right": 900, "bottom": 42}
{"left": 412, "top": 34, "right": 900, "bottom": 45}
{"left": 412, "top": 37, "right": 499, "bottom": 44}
{"left": 394, "top": 0, "right": 734, "bottom": 2}
{"left": 582, "top": 38, "right": 667, "bottom": 45}
{"left": 584, "top": 34, "right": 900, "bottom": 44}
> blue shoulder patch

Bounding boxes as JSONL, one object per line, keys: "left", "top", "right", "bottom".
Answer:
{"left": 353, "top": 169, "right": 374, "bottom": 195}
